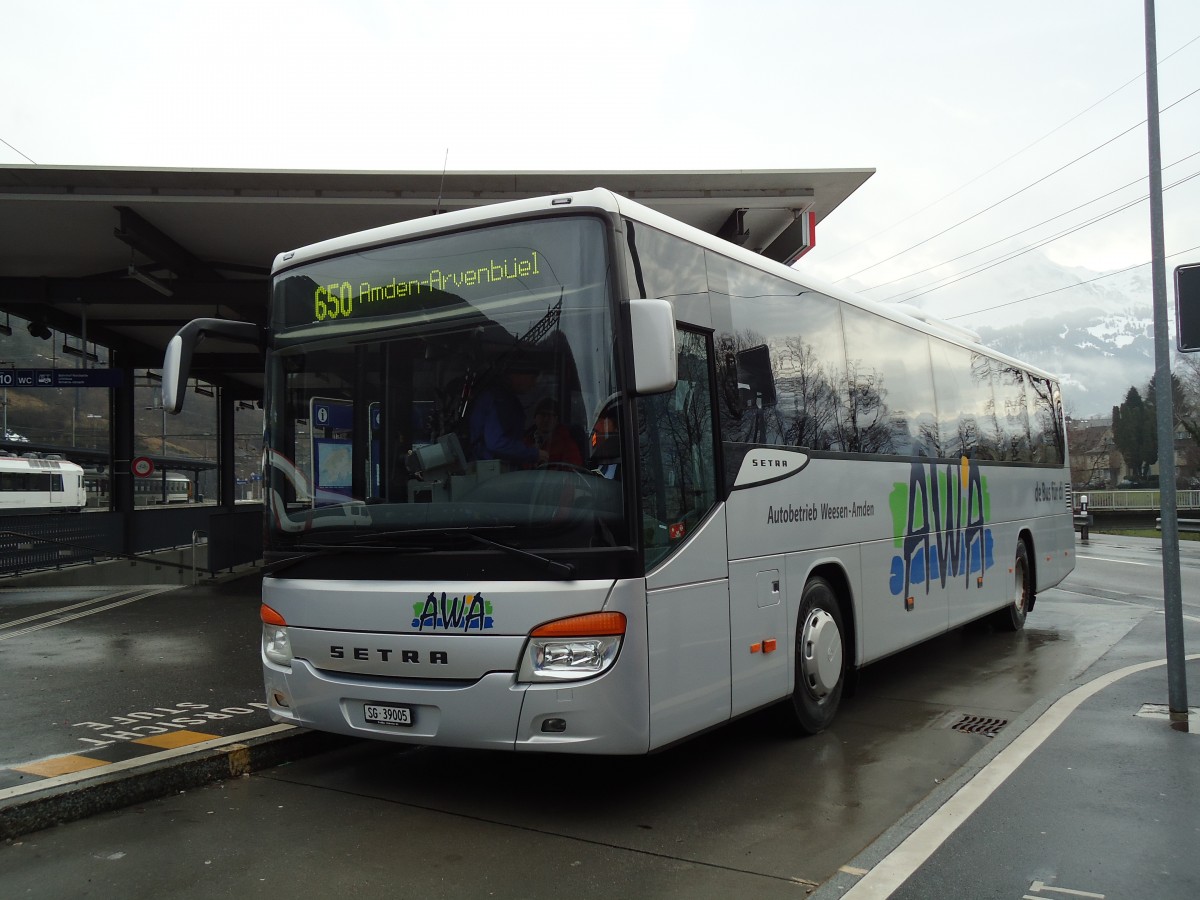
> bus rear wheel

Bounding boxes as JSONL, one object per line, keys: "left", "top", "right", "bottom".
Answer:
{"left": 783, "top": 576, "right": 846, "bottom": 735}
{"left": 992, "top": 540, "right": 1031, "bottom": 632}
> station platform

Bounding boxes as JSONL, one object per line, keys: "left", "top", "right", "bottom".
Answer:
{"left": 815, "top": 617, "right": 1199, "bottom": 899}
{"left": 0, "top": 571, "right": 350, "bottom": 838}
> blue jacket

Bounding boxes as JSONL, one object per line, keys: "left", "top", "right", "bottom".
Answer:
{"left": 468, "top": 386, "right": 539, "bottom": 465}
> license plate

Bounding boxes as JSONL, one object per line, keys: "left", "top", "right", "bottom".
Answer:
{"left": 364, "top": 703, "right": 413, "bottom": 727}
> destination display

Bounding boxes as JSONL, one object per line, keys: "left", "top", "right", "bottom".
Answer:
{"left": 271, "top": 217, "right": 605, "bottom": 333}
{"left": 312, "top": 250, "right": 544, "bottom": 324}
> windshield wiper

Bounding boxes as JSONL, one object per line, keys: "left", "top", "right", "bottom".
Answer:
{"left": 465, "top": 533, "right": 575, "bottom": 579}
{"left": 265, "top": 542, "right": 432, "bottom": 576}
{"left": 291, "top": 542, "right": 434, "bottom": 552}
{"left": 267, "top": 527, "right": 574, "bottom": 579}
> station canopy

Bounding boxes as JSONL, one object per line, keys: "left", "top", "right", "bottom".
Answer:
{"left": 0, "top": 165, "right": 873, "bottom": 399}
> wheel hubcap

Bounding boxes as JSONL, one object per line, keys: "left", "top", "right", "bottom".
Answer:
{"left": 1013, "top": 558, "right": 1027, "bottom": 612}
{"left": 801, "top": 609, "right": 842, "bottom": 699}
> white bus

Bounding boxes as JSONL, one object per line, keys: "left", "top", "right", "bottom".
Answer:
{"left": 0, "top": 456, "right": 86, "bottom": 512}
{"left": 163, "top": 189, "right": 1075, "bottom": 753}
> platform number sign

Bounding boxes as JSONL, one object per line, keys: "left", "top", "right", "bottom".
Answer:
{"left": 1176, "top": 262, "right": 1200, "bottom": 353}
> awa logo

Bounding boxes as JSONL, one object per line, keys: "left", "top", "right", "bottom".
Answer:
{"left": 888, "top": 457, "right": 994, "bottom": 605}
{"left": 412, "top": 591, "right": 494, "bottom": 632}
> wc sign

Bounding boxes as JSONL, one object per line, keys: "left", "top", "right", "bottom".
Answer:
{"left": 0, "top": 368, "right": 124, "bottom": 387}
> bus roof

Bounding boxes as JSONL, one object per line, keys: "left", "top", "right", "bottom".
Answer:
{"left": 273, "top": 188, "right": 1061, "bottom": 383}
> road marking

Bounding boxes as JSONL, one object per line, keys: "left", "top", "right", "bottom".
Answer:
{"left": 1052, "top": 589, "right": 1200, "bottom": 622}
{"left": 1027, "top": 881, "right": 1105, "bottom": 897}
{"left": 1054, "top": 588, "right": 1145, "bottom": 602}
{"left": 0, "top": 588, "right": 147, "bottom": 630}
{"left": 1074, "top": 555, "right": 1159, "bottom": 568}
{"left": 0, "top": 724, "right": 296, "bottom": 802}
{"left": 838, "top": 653, "right": 1200, "bottom": 899}
{"left": 0, "top": 586, "right": 177, "bottom": 640}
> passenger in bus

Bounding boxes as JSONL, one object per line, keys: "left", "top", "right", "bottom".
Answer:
{"left": 590, "top": 410, "right": 621, "bottom": 479}
{"left": 468, "top": 358, "right": 549, "bottom": 467}
{"left": 526, "top": 397, "right": 583, "bottom": 466}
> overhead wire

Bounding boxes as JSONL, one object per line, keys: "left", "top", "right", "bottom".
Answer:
{"left": 944, "top": 243, "right": 1200, "bottom": 321}
{"left": 0, "top": 136, "right": 36, "bottom": 165}
{"left": 830, "top": 33, "right": 1200, "bottom": 283}
{"left": 819, "top": 33, "right": 1200, "bottom": 268}
{"left": 835, "top": 83, "right": 1200, "bottom": 284}
{"left": 883, "top": 169, "right": 1200, "bottom": 307}
{"left": 858, "top": 147, "right": 1200, "bottom": 295}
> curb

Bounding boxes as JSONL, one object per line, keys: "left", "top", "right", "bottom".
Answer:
{"left": 1, "top": 727, "right": 353, "bottom": 840}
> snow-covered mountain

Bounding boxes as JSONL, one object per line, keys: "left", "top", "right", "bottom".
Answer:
{"left": 909, "top": 256, "right": 1166, "bottom": 418}
{"left": 976, "top": 301, "right": 1157, "bottom": 418}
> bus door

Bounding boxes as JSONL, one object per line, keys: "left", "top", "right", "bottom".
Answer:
{"left": 638, "top": 329, "right": 730, "bottom": 748}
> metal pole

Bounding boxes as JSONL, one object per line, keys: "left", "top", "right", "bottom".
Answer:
{"left": 1144, "top": 0, "right": 1188, "bottom": 717}
{"left": 160, "top": 403, "right": 167, "bottom": 504}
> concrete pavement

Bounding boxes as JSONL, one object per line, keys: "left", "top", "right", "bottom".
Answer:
{"left": 0, "top": 571, "right": 352, "bottom": 838}
{"left": 2, "top": 539, "right": 1197, "bottom": 897}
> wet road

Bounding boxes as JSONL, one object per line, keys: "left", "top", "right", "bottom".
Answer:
{"left": 1, "top": 535, "right": 1196, "bottom": 898}
{"left": 0, "top": 581, "right": 270, "bottom": 774}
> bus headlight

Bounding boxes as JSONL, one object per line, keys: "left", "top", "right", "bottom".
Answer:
{"left": 261, "top": 603, "right": 293, "bottom": 668}
{"left": 518, "top": 612, "right": 625, "bottom": 683}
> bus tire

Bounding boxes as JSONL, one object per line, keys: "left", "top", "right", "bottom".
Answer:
{"left": 992, "top": 540, "right": 1031, "bottom": 632}
{"left": 784, "top": 576, "right": 846, "bottom": 735}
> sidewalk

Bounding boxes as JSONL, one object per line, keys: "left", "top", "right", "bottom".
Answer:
{"left": 816, "top": 615, "right": 1199, "bottom": 899}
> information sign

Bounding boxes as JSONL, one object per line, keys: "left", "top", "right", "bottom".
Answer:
{"left": 0, "top": 369, "right": 124, "bottom": 389}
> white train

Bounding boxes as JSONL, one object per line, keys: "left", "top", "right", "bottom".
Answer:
{"left": 84, "top": 469, "right": 193, "bottom": 507}
{"left": 0, "top": 456, "right": 87, "bottom": 512}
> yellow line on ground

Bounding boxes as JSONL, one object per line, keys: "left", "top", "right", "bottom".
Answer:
{"left": 12, "top": 755, "right": 110, "bottom": 777}
{"left": 0, "top": 724, "right": 296, "bottom": 802}
{"left": 133, "top": 730, "right": 217, "bottom": 749}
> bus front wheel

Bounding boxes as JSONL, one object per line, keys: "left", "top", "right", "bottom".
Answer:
{"left": 784, "top": 576, "right": 846, "bottom": 735}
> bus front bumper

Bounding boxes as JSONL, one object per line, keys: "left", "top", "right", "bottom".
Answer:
{"left": 263, "top": 658, "right": 650, "bottom": 754}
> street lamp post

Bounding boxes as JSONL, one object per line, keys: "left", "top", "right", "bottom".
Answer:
{"left": 143, "top": 399, "right": 168, "bottom": 504}
{"left": 85, "top": 413, "right": 103, "bottom": 450}
{"left": 159, "top": 403, "right": 167, "bottom": 504}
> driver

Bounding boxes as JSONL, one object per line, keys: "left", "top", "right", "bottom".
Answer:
{"left": 526, "top": 397, "right": 583, "bottom": 466}
{"left": 468, "top": 357, "right": 549, "bottom": 467}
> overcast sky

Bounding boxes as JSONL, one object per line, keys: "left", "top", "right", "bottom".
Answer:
{"left": 3, "top": 0, "right": 1198, "bottom": 327}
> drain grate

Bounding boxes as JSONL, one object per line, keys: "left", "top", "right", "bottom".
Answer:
{"left": 950, "top": 714, "right": 1008, "bottom": 738}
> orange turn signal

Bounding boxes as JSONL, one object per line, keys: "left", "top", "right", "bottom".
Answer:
{"left": 260, "top": 603, "right": 287, "bottom": 626}
{"left": 531, "top": 612, "right": 626, "bottom": 637}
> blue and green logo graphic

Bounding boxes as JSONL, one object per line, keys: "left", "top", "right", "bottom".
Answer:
{"left": 888, "top": 457, "right": 994, "bottom": 605}
{"left": 412, "top": 591, "right": 494, "bottom": 632}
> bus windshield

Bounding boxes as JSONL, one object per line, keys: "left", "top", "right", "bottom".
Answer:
{"left": 264, "top": 216, "right": 629, "bottom": 552}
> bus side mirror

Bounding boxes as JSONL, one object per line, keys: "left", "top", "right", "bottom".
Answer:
{"left": 628, "top": 298, "right": 677, "bottom": 395}
{"left": 162, "top": 318, "right": 263, "bottom": 414}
